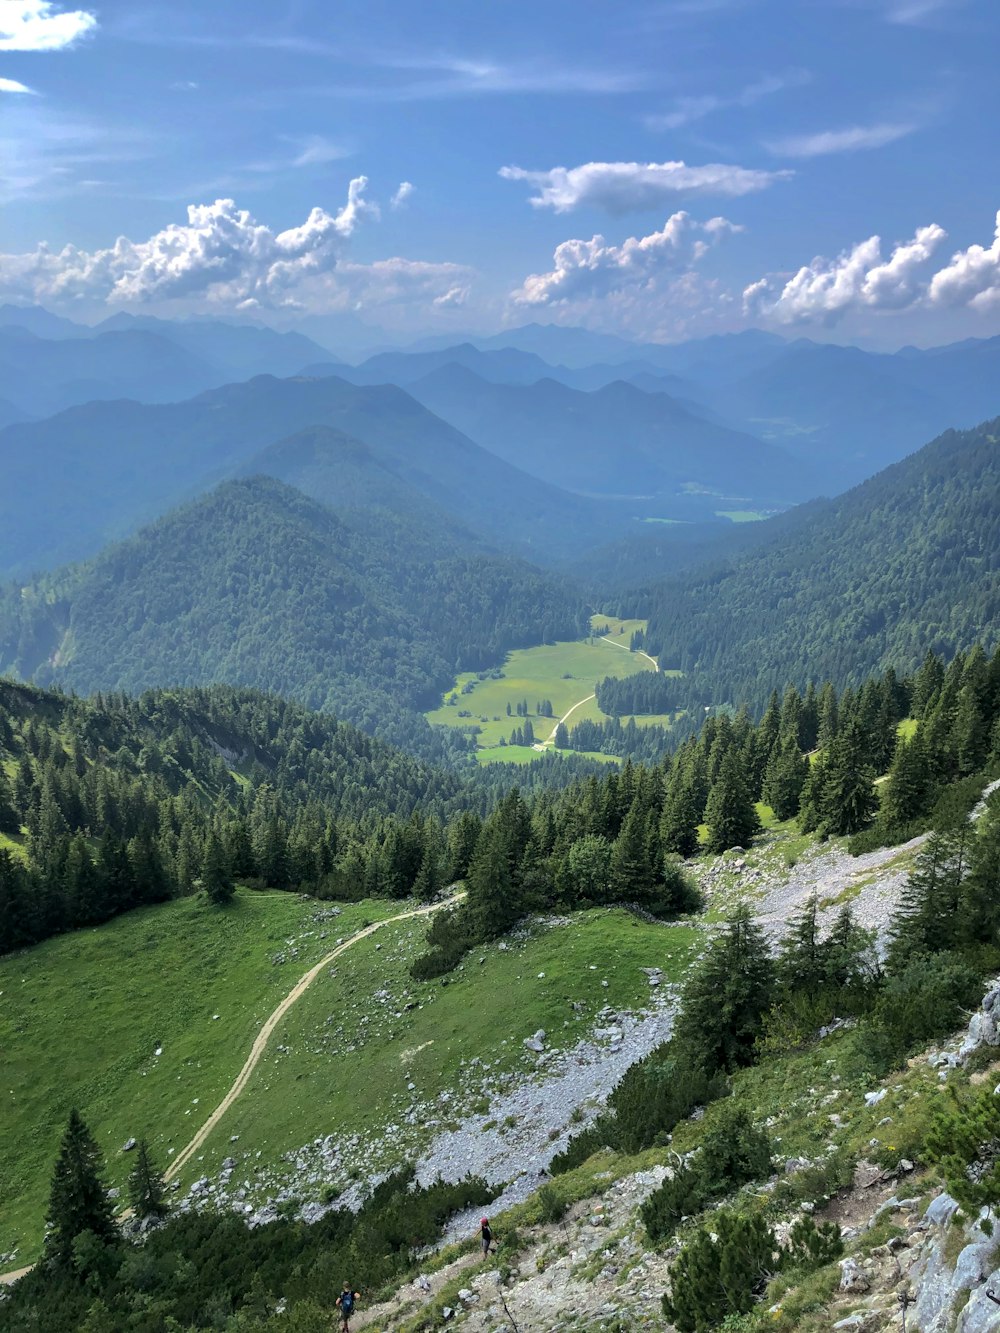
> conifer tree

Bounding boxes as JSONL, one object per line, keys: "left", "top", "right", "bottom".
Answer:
{"left": 0, "top": 762, "right": 19, "bottom": 834}
{"left": 704, "top": 748, "right": 760, "bottom": 854}
{"left": 660, "top": 769, "right": 700, "bottom": 858}
{"left": 674, "top": 904, "right": 774, "bottom": 1074}
{"left": 663, "top": 1210, "right": 779, "bottom": 1333}
{"left": 127, "top": 1139, "right": 168, "bottom": 1219}
{"left": 776, "top": 895, "right": 825, "bottom": 997}
{"left": 821, "top": 719, "right": 878, "bottom": 836}
{"left": 762, "top": 735, "right": 809, "bottom": 821}
{"left": 44, "top": 1109, "right": 118, "bottom": 1269}
{"left": 879, "top": 730, "right": 931, "bottom": 830}
{"left": 202, "top": 832, "right": 235, "bottom": 905}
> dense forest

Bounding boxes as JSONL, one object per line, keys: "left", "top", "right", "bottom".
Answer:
{"left": 411, "top": 643, "right": 1000, "bottom": 976}
{"left": 5, "top": 641, "right": 997, "bottom": 960}
{"left": 622, "top": 418, "right": 1000, "bottom": 713}
{"left": 0, "top": 477, "right": 588, "bottom": 759}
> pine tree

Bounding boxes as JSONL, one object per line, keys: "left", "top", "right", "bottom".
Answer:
{"left": 0, "top": 762, "right": 19, "bottom": 834}
{"left": 674, "top": 904, "right": 774, "bottom": 1074}
{"left": 762, "top": 735, "right": 809, "bottom": 821}
{"left": 44, "top": 1108, "right": 118, "bottom": 1269}
{"left": 554, "top": 722, "right": 569, "bottom": 749}
{"left": 127, "top": 1138, "right": 168, "bottom": 1219}
{"left": 704, "top": 748, "right": 760, "bottom": 854}
{"left": 777, "top": 896, "right": 825, "bottom": 997}
{"left": 202, "top": 832, "right": 235, "bottom": 905}
{"left": 663, "top": 1210, "right": 779, "bottom": 1333}
{"left": 879, "top": 730, "right": 932, "bottom": 830}
{"left": 821, "top": 720, "right": 878, "bottom": 836}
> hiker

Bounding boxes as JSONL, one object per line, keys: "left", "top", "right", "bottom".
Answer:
{"left": 478, "top": 1216, "right": 493, "bottom": 1257}
{"left": 336, "top": 1281, "right": 360, "bottom": 1332}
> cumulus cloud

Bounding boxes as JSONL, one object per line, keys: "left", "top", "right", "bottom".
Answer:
{"left": 0, "top": 183, "right": 470, "bottom": 313}
{"left": 0, "top": 76, "right": 34, "bottom": 92}
{"left": 764, "top": 122, "right": 916, "bottom": 157}
{"left": 0, "top": 0, "right": 96, "bottom": 51}
{"left": 499, "top": 160, "right": 790, "bottom": 214}
{"left": 928, "top": 211, "right": 1000, "bottom": 311}
{"left": 391, "top": 180, "right": 414, "bottom": 209}
{"left": 512, "top": 211, "right": 741, "bottom": 306}
{"left": 744, "top": 222, "right": 948, "bottom": 322}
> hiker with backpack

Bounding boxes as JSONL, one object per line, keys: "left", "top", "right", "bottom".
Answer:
{"left": 478, "top": 1216, "right": 493, "bottom": 1257}
{"left": 336, "top": 1282, "right": 360, "bottom": 1331}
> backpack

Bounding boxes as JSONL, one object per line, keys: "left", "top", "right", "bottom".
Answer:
{"left": 341, "top": 1291, "right": 355, "bottom": 1314}
{"left": 482, "top": 1221, "right": 492, "bottom": 1243}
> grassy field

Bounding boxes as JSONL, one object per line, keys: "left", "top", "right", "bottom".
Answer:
{"left": 0, "top": 890, "right": 400, "bottom": 1260}
{"left": 186, "top": 907, "right": 702, "bottom": 1197}
{"left": 426, "top": 616, "right": 678, "bottom": 754}
{"left": 716, "top": 509, "right": 767, "bottom": 522}
{"left": 0, "top": 892, "right": 701, "bottom": 1261}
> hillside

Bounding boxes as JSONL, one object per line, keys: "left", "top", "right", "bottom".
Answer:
{"left": 0, "top": 476, "right": 588, "bottom": 750}
{"left": 0, "top": 373, "right": 632, "bottom": 577}
{"left": 408, "top": 365, "right": 817, "bottom": 506}
{"left": 0, "top": 325, "right": 219, "bottom": 418}
{"left": 637, "top": 417, "right": 1000, "bottom": 709}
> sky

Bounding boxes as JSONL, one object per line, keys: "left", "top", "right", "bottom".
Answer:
{"left": 1, "top": 0, "right": 998, "bottom": 349}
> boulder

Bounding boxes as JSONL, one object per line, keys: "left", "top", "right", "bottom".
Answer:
{"left": 122, "top": 1137, "right": 137, "bottom": 1152}
{"left": 839, "top": 1258, "right": 871, "bottom": 1293}
{"left": 925, "top": 1193, "right": 961, "bottom": 1228}
{"left": 523, "top": 1030, "right": 547, "bottom": 1053}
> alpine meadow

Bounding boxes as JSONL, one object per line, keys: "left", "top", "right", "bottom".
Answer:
{"left": 1, "top": 2, "right": 1000, "bottom": 1330}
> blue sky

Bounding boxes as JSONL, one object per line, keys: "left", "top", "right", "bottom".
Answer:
{"left": 1, "top": 0, "right": 998, "bottom": 347}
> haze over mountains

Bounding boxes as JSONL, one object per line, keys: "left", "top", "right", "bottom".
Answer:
{"left": 0, "top": 303, "right": 998, "bottom": 763}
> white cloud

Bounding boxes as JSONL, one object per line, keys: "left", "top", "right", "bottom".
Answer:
{"left": 0, "top": 0, "right": 96, "bottom": 51}
{"left": 744, "top": 223, "right": 948, "bottom": 322}
{"left": 764, "top": 122, "right": 916, "bottom": 157}
{"left": 512, "top": 210, "right": 741, "bottom": 306}
{"left": 0, "top": 75, "right": 34, "bottom": 92}
{"left": 500, "top": 160, "right": 789, "bottom": 214}
{"left": 391, "top": 180, "right": 414, "bottom": 209}
{"left": 881, "top": 0, "right": 968, "bottom": 24}
{"left": 289, "top": 135, "right": 351, "bottom": 168}
{"left": 0, "top": 183, "right": 470, "bottom": 313}
{"left": 645, "top": 70, "right": 809, "bottom": 131}
{"left": 928, "top": 211, "right": 1000, "bottom": 311}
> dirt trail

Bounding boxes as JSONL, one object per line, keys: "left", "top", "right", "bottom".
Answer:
{"left": 165, "top": 894, "right": 463, "bottom": 1182}
{"left": 599, "top": 632, "right": 660, "bottom": 672}
{"left": 0, "top": 894, "right": 462, "bottom": 1288}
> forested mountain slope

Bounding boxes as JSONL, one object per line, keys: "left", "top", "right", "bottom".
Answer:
{"left": 0, "top": 373, "right": 627, "bottom": 577}
{"left": 409, "top": 366, "right": 817, "bottom": 504}
{"left": 635, "top": 417, "right": 1000, "bottom": 710}
{"left": 0, "top": 477, "right": 587, "bottom": 751}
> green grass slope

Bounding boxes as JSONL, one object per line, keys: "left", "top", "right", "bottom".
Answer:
{"left": 0, "top": 892, "right": 396, "bottom": 1259}
{"left": 0, "top": 892, "right": 701, "bottom": 1263}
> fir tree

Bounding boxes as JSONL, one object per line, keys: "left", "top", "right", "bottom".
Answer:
{"left": 821, "top": 720, "right": 878, "bottom": 836}
{"left": 202, "top": 832, "right": 235, "bottom": 905}
{"left": 127, "top": 1139, "right": 168, "bottom": 1219}
{"left": 0, "top": 762, "right": 20, "bottom": 834}
{"left": 762, "top": 735, "right": 809, "bottom": 822}
{"left": 704, "top": 748, "right": 760, "bottom": 854}
{"left": 674, "top": 904, "right": 774, "bottom": 1074}
{"left": 44, "top": 1109, "right": 118, "bottom": 1269}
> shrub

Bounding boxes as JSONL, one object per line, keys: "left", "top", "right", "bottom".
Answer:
{"left": 535, "top": 1184, "right": 567, "bottom": 1225}
{"left": 784, "top": 1215, "right": 844, "bottom": 1271}
{"left": 662, "top": 1210, "right": 780, "bottom": 1333}
{"left": 856, "top": 952, "right": 983, "bottom": 1075}
{"left": 549, "top": 1125, "right": 603, "bottom": 1175}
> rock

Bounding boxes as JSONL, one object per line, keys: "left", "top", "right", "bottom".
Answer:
{"left": 458, "top": 1288, "right": 477, "bottom": 1303}
{"left": 925, "top": 1192, "right": 961, "bottom": 1228}
{"left": 523, "top": 1030, "right": 547, "bottom": 1053}
{"left": 899, "top": 1158, "right": 914, "bottom": 1172}
{"left": 221, "top": 1157, "right": 236, "bottom": 1171}
{"left": 864, "top": 1088, "right": 888, "bottom": 1107}
{"left": 415, "top": 1275, "right": 431, "bottom": 1292}
{"left": 442, "top": 1306, "right": 454, "bottom": 1320}
{"left": 122, "top": 1137, "right": 137, "bottom": 1152}
{"left": 832, "top": 1318, "right": 866, "bottom": 1331}
{"left": 784, "top": 1156, "right": 812, "bottom": 1175}
{"left": 839, "top": 1258, "right": 871, "bottom": 1293}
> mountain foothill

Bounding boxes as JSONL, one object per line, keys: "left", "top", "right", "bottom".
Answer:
{"left": 0, "top": 304, "right": 998, "bottom": 762}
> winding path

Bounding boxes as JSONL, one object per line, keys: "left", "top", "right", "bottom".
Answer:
{"left": 0, "top": 893, "right": 463, "bottom": 1287}
{"left": 165, "top": 893, "right": 463, "bottom": 1181}
{"left": 536, "top": 633, "right": 660, "bottom": 749}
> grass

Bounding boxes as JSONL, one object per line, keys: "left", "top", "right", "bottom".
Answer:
{"left": 181, "top": 908, "right": 702, "bottom": 1205}
{"left": 716, "top": 510, "right": 767, "bottom": 522}
{"left": 1, "top": 896, "right": 701, "bottom": 1263}
{"left": 0, "top": 890, "right": 400, "bottom": 1260}
{"left": 426, "top": 617, "right": 680, "bottom": 755}
{"left": 474, "top": 746, "right": 620, "bottom": 766}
